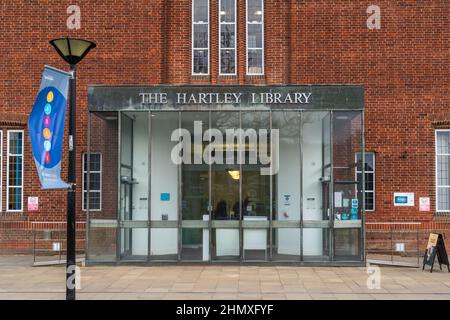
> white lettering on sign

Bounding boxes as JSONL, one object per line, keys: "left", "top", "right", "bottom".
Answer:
{"left": 140, "top": 92, "right": 312, "bottom": 105}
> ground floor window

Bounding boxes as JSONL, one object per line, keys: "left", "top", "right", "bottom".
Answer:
{"left": 6, "top": 130, "right": 23, "bottom": 212}
{"left": 436, "top": 130, "right": 450, "bottom": 212}
{"left": 0, "top": 130, "right": 2, "bottom": 211}
{"left": 82, "top": 152, "right": 102, "bottom": 211}
{"left": 356, "top": 152, "right": 375, "bottom": 211}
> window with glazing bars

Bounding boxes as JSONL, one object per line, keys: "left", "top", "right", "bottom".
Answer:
{"left": 192, "top": 0, "right": 209, "bottom": 75}
{"left": 0, "top": 130, "right": 2, "bottom": 211}
{"left": 356, "top": 152, "right": 375, "bottom": 211}
{"left": 219, "top": 0, "right": 236, "bottom": 75}
{"left": 82, "top": 153, "right": 102, "bottom": 211}
{"left": 436, "top": 130, "right": 450, "bottom": 212}
{"left": 7, "top": 130, "right": 23, "bottom": 212}
{"left": 246, "top": 0, "right": 264, "bottom": 75}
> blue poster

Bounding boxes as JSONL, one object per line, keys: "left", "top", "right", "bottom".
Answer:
{"left": 28, "top": 66, "right": 71, "bottom": 189}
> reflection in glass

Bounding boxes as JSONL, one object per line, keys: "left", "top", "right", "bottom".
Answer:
{"left": 272, "top": 112, "right": 301, "bottom": 260}
{"left": 211, "top": 112, "right": 240, "bottom": 260}
{"left": 193, "top": 50, "right": 208, "bottom": 74}
{"left": 247, "top": 0, "right": 263, "bottom": 22}
{"left": 248, "top": 49, "right": 263, "bottom": 74}
{"left": 220, "top": 50, "right": 235, "bottom": 74}
{"left": 302, "top": 112, "right": 331, "bottom": 260}
{"left": 150, "top": 112, "right": 178, "bottom": 260}
{"left": 193, "top": 0, "right": 208, "bottom": 22}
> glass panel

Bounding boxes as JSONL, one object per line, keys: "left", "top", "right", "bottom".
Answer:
{"left": 221, "top": 24, "right": 235, "bottom": 48}
{"left": 437, "top": 155, "right": 449, "bottom": 186}
{"left": 302, "top": 112, "right": 331, "bottom": 260}
{"left": 150, "top": 112, "right": 179, "bottom": 260}
{"left": 333, "top": 112, "right": 363, "bottom": 261}
{"left": 220, "top": 49, "right": 236, "bottom": 74}
{"left": 8, "top": 187, "right": 22, "bottom": 211}
{"left": 272, "top": 111, "right": 301, "bottom": 261}
{"left": 8, "top": 132, "right": 23, "bottom": 154}
{"left": 193, "top": 24, "right": 208, "bottom": 48}
{"left": 118, "top": 112, "right": 150, "bottom": 260}
{"left": 247, "top": 24, "right": 262, "bottom": 48}
{"left": 303, "top": 228, "right": 331, "bottom": 262}
{"left": 181, "top": 112, "right": 210, "bottom": 261}
{"left": 181, "top": 228, "right": 205, "bottom": 261}
{"left": 220, "top": 0, "right": 235, "bottom": 22}
{"left": 193, "top": 0, "right": 208, "bottom": 22}
{"left": 334, "top": 228, "right": 361, "bottom": 260}
{"left": 84, "top": 191, "right": 101, "bottom": 210}
{"left": 211, "top": 111, "right": 240, "bottom": 260}
{"left": 247, "top": 0, "right": 263, "bottom": 23}
{"left": 87, "top": 112, "right": 119, "bottom": 262}
{"left": 437, "top": 187, "right": 450, "bottom": 211}
{"left": 437, "top": 131, "right": 450, "bottom": 154}
{"left": 247, "top": 49, "right": 263, "bottom": 74}
{"left": 120, "top": 228, "right": 148, "bottom": 261}
{"left": 241, "top": 112, "right": 270, "bottom": 261}
{"left": 8, "top": 156, "right": 22, "bottom": 185}
{"left": 193, "top": 50, "right": 208, "bottom": 74}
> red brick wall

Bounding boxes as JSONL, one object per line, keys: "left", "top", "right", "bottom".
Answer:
{"left": 0, "top": 1, "right": 449, "bottom": 253}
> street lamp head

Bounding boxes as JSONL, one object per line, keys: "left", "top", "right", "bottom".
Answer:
{"left": 49, "top": 37, "right": 96, "bottom": 66}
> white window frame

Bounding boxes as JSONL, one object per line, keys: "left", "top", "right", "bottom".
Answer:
{"left": 82, "top": 152, "right": 102, "bottom": 212}
{"left": 6, "top": 130, "right": 24, "bottom": 212}
{"left": 246, "top": 0, "right": 264, "bottom": 75}
{"left": 356, "top": 152, "right": 375, "bottom": 212}
{"left": 219, "top": 0, "right": 237, "bottom": 76}
{"left": 0, "top": 130, "right": 2, "bottom": 212}
{"left": 436, "top": 129, "right": 450, "bottom": 213}
{"left": 192, "top": 0, "right": 210, "bottom": 75}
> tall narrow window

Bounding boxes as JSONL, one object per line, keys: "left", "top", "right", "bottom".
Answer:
{"left": 246, "top": 0, "right": 264, "bottom": 75}
{"left": 219, "top": 0, "right": 236, "bottom": 75}
{"left": 192, "top": 0, "right": 209, "bottom": 75}
{"left": 0, "top": 130, "right": 2, "bottom": 212}
{"left": 356, "top": 152, "right": 375, "bottom": 211}
{"left": 83, "top": 153, "right": 102, "bottom": 211}
{"left": 436, "top": 130, "right": 450, "bottom": 212}
{"left": 7, "top": 130, "right": 23, "bottom": 212}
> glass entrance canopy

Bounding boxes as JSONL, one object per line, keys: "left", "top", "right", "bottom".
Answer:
{"left": 86, "top": 86, "right": 365, "bottom": 265}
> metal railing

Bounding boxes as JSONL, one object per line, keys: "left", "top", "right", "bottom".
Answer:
{"left": 32, "top": 221, "right": 86, "bottom": 266}
{"left": 366, "top": 222, "right": 422, "bottom": 267}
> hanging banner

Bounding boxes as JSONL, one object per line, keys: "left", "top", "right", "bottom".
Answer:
{"left": 28, "top": 66, "right": 71, "bottom": 189}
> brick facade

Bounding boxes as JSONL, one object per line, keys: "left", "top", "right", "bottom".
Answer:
{"left": 0, "top": 1, "right": 449, "bottom": 254}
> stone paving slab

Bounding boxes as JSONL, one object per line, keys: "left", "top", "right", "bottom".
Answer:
{"left": 0, "top": 255, "right": 449, "bottom": 300}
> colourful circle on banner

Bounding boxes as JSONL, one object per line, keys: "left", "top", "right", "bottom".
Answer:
{"left": 44, "top": 103, "right": 52, "bottom": 115}
{"left": 43, "top": 116, "right": 51, "bottom": 127}
{"left": 45, "top": 152, "right": 51, "bottom": 164}
{"left": 43, "top": 128, "right": 51, "bottom": 140}
{"left": 44, "top": 140, "right": 51, "bottom": 152}
{"left": 47, "top": 91, "right": 54, "bottom": 103}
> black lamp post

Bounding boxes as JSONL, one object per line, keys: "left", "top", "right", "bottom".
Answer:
{"left": 49, "top": 37, "right": 96, "bottom": 300}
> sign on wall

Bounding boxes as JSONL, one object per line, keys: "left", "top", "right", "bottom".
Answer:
{"left": 419, "top": 197, "right": 431, "bottom": 211}
{"left": 27, "top": 197, "right": 39, "bottom": 211}
{"left": 393, "top": 192, "right": 414, "bottom": 207}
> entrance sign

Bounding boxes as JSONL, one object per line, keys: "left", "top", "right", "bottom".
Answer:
{"left": 393, "top": 192, "right": 414, "bottom": 206}
{"left": 29, "top": 66, "right": 71, "bottom": 189}
{"left": 422, "top": 233, "right": 450, "bottom": 273}
{"left": 88, "top": 85, "right": 365, "bottom": 112}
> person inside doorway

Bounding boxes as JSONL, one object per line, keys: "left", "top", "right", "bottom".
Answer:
{"left": 214, "top": 199, "right": 228, "bottom": 220}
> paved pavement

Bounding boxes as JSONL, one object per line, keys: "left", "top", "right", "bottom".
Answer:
{"left": 0, "top": 255, "right": 449, "bottom": 300}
